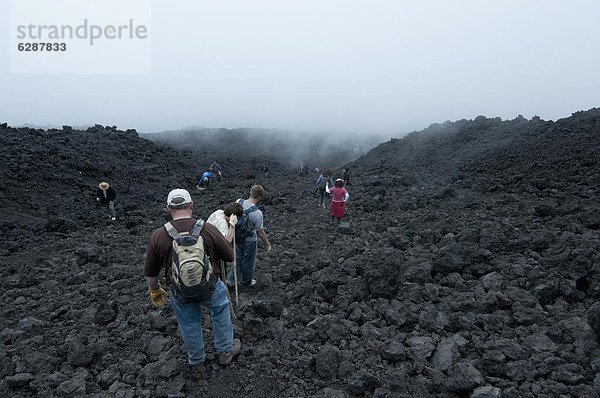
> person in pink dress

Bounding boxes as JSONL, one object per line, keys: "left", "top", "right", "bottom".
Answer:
{"left": 326, "top": 178, "right": 349, "bottom": 224}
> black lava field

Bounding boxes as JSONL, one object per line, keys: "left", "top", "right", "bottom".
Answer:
{"left": 1, "top": 109, "right": 600, "bottom": 398}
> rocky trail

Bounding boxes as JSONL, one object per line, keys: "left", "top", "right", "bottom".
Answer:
{"left": 1, "top": 109, "right": 600, "bottom": 397}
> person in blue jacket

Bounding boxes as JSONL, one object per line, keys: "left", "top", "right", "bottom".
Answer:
{"left": 197, "top": 170, "right": 213, "bottom": 190}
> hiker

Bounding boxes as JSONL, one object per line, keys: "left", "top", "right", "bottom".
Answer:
{"left": 143, "top": 189, "right": 241, "bottom": 367}
{"left": 342, "top": 167, "right": 351, "bottom": 186}
{"left": 207, "top": 202, "right": 243, "bottom": 299}
{"left": 197, "top": 170, "right": 213, "bottom": 190}
{"left": 302, "top": 163, "right": 310, "bottom": 175}
{"left": 261, "top": 164, "right": 269, "bottom": 177}
{"left": 96, "top": 182, "right": 117, "bottom": 221}
{"left": 326, "top": 178, "right": 349, "bottom": 224}
{"left": 227, "top": 185, "right": 271, "bottom": 288}
{"left": 315, "top": 173, "right": 334, "bottom": 208}
{"left": 209, "top": 160, "right": 223, "bottom": 182}
{"left": 207, "top": 202, "right": 244, "bottom": 243}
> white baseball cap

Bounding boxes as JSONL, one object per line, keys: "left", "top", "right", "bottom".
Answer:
{"left": 167, "top": 189, "right": 192, "bottom": 206}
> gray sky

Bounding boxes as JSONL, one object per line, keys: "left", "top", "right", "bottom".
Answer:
{"left": 1, "top": 0, "right": 600, "bottom": 135}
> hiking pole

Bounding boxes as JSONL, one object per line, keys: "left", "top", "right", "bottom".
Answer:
{"left": 221, "top": 260, "right": 236, "bottom": 319}
{"left": 232, "top": 231, "right": 239, "bottom": 308}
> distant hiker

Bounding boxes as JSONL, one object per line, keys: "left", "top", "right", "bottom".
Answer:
{"left": 197, "top": 170, "right": 213, "bottom": 190}
{"left": 96, "top": 182, "right": 117, "bottom": 221}
{"left": 298, "top": 163, "right": 310, "bottom": 176}
{"left": 315, "top": 173, "right": 334, "bottom": 208}
{"left": 342, "top": 167, "right": 351, "bottom": 186}
{"left": 261, "top": 164, "right": 269, "bottom": 177}
{"left": 302, "top": 163, "right": 310, "bottom": 175}
{"left": 209, "top": 160, "right": 223, "bottom": 182}
{"left": 207, "top": 202, "right": 244, "bottom": 243}
{"left": 227, "top": 185, "right": 271, "bottom": 289}
{"left": 326, "top": 179, "right": 349, "bottom": 224}
{"left": 143, "top": 189, "right": 241, "bottom": 368}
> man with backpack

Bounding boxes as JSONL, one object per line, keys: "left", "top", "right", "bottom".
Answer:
{"left": 314, "top": 173, "right": 334, "bottom": 209}
{"left": 227, "top": 185, "right": 271, "bottom": 289}
{"left": 143, "top": 189, "right": 241, "bottom": 368}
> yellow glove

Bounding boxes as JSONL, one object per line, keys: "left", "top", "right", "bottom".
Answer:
{"left": 149, "top": 286, "right": 168, "bottom": 307}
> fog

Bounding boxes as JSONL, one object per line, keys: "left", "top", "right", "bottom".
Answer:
{"left": 1, "top": 0, "right": 600, "bottom": 136}
{"left": 145, "top": 127, "right": 384, "bottom": 170}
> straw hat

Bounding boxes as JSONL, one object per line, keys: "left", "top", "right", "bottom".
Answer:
{"left": 99, "top": 182, "right": 110, "bottom": 190}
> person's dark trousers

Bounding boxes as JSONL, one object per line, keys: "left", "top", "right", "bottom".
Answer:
{"left": 319, "top": 188, "right": 327, "bottom": 206}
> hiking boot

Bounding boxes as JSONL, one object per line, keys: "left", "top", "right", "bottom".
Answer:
{"left": 219, "top": 338, "right": 241, "bottom": 366}
{"left": 186, "top": 362, "right": 206, "bottom": 378}
{"left": 111, "top": 217, "right": 116, "bottom": 221}
{"left": 239, "top": 279, "right": 257, "bottom": 291}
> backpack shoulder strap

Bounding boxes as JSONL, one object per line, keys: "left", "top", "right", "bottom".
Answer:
{"left": 237, "top": 198, "right": 244, "bottom": 206}
{"left": 164, "top": 222, "right": 182, "bottom": 240}
{"left": 190, "top": 219, "right": 205, "bottom": 238}
{"left": 245, "top": 205, "right": 258, "bottom": 214}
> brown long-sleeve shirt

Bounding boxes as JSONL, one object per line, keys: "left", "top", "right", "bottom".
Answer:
{"left": 143, "top": 218, "right": 234, "bottom": 281}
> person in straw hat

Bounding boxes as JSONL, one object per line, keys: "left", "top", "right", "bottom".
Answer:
{"left": 96, "top": 182, "right": 117, "bottom": 221}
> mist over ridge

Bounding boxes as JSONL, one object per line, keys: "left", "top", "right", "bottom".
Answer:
{"left": 144, "top": 126, "right": 387, "bottom": 171}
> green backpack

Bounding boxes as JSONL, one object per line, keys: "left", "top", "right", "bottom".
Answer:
{"left": 164, "top": 220, "right": 214, "bottom": 303}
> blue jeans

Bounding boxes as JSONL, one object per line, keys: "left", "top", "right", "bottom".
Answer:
{"left": 227, "top": 239, "right": 257, "bottom": 286}
{"left": 169, "top": 280, "right": 233, "bottom": 365}
{"left": 106, "top": 201, "right": 116, "bottom": 218}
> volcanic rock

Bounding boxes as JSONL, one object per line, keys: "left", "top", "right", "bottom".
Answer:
{"left": 2, "top": 110, "right": 600, "bottom": 397}
{"left": 315, "top": 345, "right": 341, "bottom": 379}
{"left": 446, "top": 362, "right": 485, "bottom": 393}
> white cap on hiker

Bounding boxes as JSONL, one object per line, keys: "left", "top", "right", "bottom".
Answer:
{"left": 167, "top": 189, "right": 192, "bottom": 206}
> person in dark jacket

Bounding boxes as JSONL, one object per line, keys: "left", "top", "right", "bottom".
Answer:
{"left": 209, "top": 160, "right": 223, "bottom": 182}
{"left": 96, "top": 182, "right": 117, "bottom": 221}
{"left": 342, "top": 167, "right": 351, "bottom": 186}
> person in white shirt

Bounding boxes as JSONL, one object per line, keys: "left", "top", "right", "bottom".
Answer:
{"left": 206, "top": 202, "right": 243, "bottom": 243}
